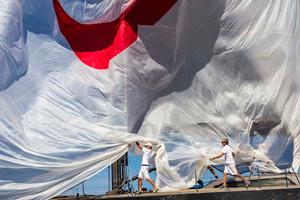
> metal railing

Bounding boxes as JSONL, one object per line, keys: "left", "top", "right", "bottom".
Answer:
{"left": 62, "top": 163, "right": 300, "bottom": 197}
{"left": 205, "top": 162, "right": 300, "bottom": 190}
{"left": 246, "top": 163, "right": 300, "bottom": 189}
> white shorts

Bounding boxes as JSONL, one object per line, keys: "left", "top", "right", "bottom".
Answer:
{"left": 138, "top": 166, "right": 150, "bottom": 179}
{"left": 224, "top": 164, "right": 238, "bottom": 175}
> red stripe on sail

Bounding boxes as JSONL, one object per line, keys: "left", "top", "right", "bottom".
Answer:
{"left": 53, "top": 0, "right": 177, "bottom": 69}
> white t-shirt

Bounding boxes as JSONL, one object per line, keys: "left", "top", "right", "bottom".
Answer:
{"left": 141, "top": 147, "right": 153, "bottom": 166}
{"left": 221, "top": 145, "right": 235, "bottom": 165}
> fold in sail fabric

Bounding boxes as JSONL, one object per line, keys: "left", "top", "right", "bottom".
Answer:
{"left": 1, "top": 0, "right": 300, "bottom": 199}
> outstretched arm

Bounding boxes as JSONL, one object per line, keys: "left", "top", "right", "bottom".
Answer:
{"left": 136, "top": 141, "right": 142, "bottom": 150}
{"left": 210, "top": 152, "right": 224, "bottom": 161}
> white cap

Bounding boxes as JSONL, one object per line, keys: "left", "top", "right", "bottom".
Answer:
{"left": 145, "top": 142, "right": 153, "bottom": 147}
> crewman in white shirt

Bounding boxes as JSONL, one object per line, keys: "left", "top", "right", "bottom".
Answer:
{"left": 136, "top": 141, "right": 159, "bottom": 193}
{"left": 210, "top": 138, "right": 250, "bottom": 188}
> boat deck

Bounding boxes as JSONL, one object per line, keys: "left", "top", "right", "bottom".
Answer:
{"left": 54, "top": 174, "right": 300, "bottom": 200}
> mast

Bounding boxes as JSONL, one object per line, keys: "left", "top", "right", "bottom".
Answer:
{"left": 110, "top": 153, "right": 128, "bottom": 193}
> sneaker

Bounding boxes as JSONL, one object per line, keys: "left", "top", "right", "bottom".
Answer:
{"left": 153, "top": 188, "right": 159, "bottom": 193}
{"left": 136, "top": 191, "right": 143, "bottom": 194}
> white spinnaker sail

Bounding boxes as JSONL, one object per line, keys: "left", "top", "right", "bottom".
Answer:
{"left": 0, "top": 0, "right": 300, "bottom": 199}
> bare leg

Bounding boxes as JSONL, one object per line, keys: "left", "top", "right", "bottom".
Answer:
{"left": 138, "top": 178, "right": 143, "bottom": 192}
{"left": 223, "top": 172, "right": 228, "bottom": 188}
{"left": 234, "top": 174, "right": 246, "bottom": 182}
{"left": 234, "top": 174, "right": 250, "bottom": 187}
{"left": 146, "top": 178, "right": 159, "bottom": 192}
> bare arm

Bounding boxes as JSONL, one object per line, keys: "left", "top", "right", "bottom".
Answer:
{"left": 210, "top": 152, "right": 224, "bottom": 161}
{"left": 136, "top": 142, "right": 142, "bottom": 150}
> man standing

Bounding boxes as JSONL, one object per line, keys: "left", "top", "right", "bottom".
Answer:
{"left": 210, "top": 138, "right": 249, "bottom": 188}
{"left": 136, "top": 142, "right": 159, "bottom": 193}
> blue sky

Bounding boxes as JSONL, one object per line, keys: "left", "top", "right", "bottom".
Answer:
{"left": 62, "top": 152, "right": 223, "bottom": 196}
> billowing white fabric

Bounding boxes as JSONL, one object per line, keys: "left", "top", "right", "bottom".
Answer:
{"left": 138, "top": 0, "right": 300, "bottom": 190}
{"left": 0, "top": 1, "right": 27, "bottom": 90}
{"left": 58, "top": 0, "right": 134, "bottom": 24}
{"left": 1, "top": 0, "right": 300, "bottom": 199}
